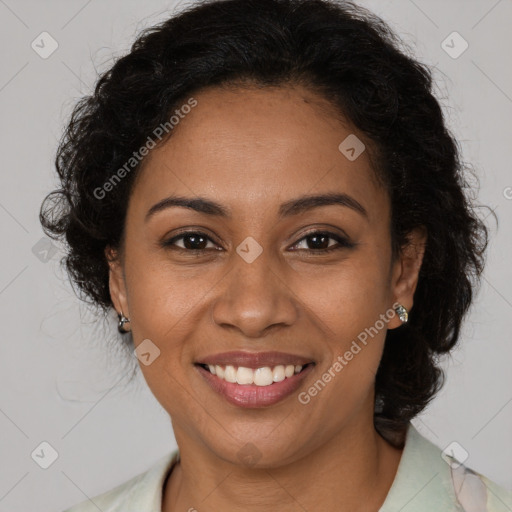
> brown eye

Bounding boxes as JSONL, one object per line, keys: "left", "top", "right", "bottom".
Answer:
{"left": 290, "top": 231, "right": 355, "bottom": 253}
{"left": 301, "top": 233, "right": 335, "bottom": 250}
{"left": 163, "top": 232, "right": 219, "bottom": 251}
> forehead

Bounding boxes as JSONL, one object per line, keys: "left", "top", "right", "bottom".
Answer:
{"left": 130, "top": 84, "right": 387, "bottom": 222}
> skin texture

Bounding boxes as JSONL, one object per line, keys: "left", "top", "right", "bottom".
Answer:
{"left": 107, "top": 84, "right": 426, "bottom": 512}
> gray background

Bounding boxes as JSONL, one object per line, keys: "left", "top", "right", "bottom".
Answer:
{"left": 0, "top": 0, "right": 511, "bottom": 511}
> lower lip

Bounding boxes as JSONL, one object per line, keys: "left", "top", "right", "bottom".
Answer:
{"left": 196, "top": 364, "right": 314, "bottom": 408}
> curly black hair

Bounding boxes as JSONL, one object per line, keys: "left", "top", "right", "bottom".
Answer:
{"left": 40, "top": 0, "right": 491, "bottom": 443}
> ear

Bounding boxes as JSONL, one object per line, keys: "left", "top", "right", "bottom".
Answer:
{"left": 105, "top": 245, "right": 130, "bottom": 318}
{"left": 387, "top": 226, "right": 427, "bottom": 329}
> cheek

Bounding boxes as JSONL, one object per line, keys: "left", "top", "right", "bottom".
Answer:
{"left": 136, "top": 355, "right": 200, "bottom": 429}
{"left": 297, "top": 284, "right": 389, "bottom": 436}
{"left": 292, "top": 248, "right": 392, "bottom": 341}
{"left": 123, "top": 247, "right": 211, "bottom": 339}
{"left": 292, "top": 247, "right": 391, "bottom": 400}
{"left": 121, "top": 258, "right": 198, "bottom": 403}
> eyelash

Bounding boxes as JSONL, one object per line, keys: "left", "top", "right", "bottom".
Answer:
{"left": 162, "top": 230, "right": 355, "bottom": 255}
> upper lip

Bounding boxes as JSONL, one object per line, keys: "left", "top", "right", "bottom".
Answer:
{"left": 196, "top": 351, "right": 314, "bottom": 369}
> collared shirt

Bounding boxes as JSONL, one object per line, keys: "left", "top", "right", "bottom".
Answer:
{"left": 62, "top": 423, "right": 512, "bottom": 512}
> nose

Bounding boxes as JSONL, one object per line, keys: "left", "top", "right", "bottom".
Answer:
{"left": 211, "top": 247, "right": 299, "bottom": 339}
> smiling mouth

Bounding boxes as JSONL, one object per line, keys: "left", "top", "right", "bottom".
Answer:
{"left": 196, "top": 363, "right": 314, "bottom": 387}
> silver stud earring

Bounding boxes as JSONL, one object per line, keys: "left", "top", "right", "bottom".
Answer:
{"left": 394, "top": 303, "right": 409, "bottom": 324}
{"left": 117, "top": 311, "right": 131, "bottom": 333}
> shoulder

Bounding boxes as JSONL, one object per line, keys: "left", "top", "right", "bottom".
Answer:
{"left": 380, "top": 423, "right": 512, "bottom": 512}
{"left": 61, "top": 450, "right": 178, "bottom": 512}
{"left": 479, "top": 473, "right": 512, "bottom": 511}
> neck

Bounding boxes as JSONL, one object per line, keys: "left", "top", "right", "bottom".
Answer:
{"left": 163, "top": 416, "right": 404, "bottom": 512}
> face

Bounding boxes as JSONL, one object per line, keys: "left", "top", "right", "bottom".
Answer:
{"left": 107, "top": 84, "right": 425, "bottom": 467}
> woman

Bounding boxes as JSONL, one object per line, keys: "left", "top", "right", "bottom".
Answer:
{"left": 41, "top": 0, "right": 511, "bottom": 510}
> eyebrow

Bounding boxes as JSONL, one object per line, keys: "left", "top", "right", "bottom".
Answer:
{"left": 145, "top": 192, "right": 368, "bottom": 222}
{"left": 278, "top": 192, "right": 368, "bottom": 219}
{"left": 146, "top": 196, "right": 230, "bottom": 221}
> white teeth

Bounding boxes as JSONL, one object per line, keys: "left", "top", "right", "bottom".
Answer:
{"left": 254, "top": 367, "right": 274, "bottom": 386}
{"left": 273, "top": 365, "right": 285, "bottom": 382}
{"left": 224, "top": 365, "right": 237, "bottom": 383}
{"left": 204, "top": 363, "right": 307, "bottom": 386}
{"left": 236, "top": 366, "right": 254, "bottom": 385}
{"left": 284, "top": 365, "right": 295, "bottom": 378}
{"left": 215, "top": 365, "right": 224, "bottom": 378}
